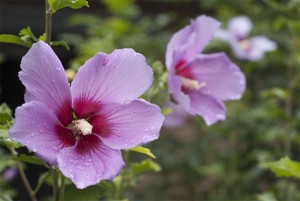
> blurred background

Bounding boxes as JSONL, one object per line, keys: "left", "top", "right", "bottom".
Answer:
{"left": 1, "top": 0, "right": 300, "bottom": 200}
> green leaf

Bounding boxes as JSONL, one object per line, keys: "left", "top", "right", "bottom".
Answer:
{"left": 0, "top": 103, "right": 13, "bottom": 124}
{"left": 257, "top": 192, "right": 278, "bottom": 201}
{"left": 64, "top": 184, "right": 105, "bottom": 201}
{"left": 129, "top": 159, "right": 161, "bottom": 175}
{"left": 101, "top": 0, "right": 139, "bottom": 17}
{"left": 0, "top": 157, "right": 16, "bottom": 173}
{"left": 49, "top": 0, "right": 89, "bottom": 13}
{"left": 34, "top": 171, "right": 51, "bottom": 194}
{"left": 38, "top": 33, "right": 46, "bottom": 41}
{"left": 0, "top": 138, "right": 21, "bottom": 149}
{"left": 266, "top": 157, "right": 300, "bottom": 179}
{"left": 0, "top": 194, "right": 13, "bottom": 201}
{"left": 19, "top": 27, "right": 38, "bottom": 42}
{"left": 128, "top": 146, "right": 156, "bottom": 159}
{"left": 51, "top": 40, "right": 70, "bottom": 50}
{"left": 19, "top": 154, "right": 45, "bottom": 166}
{"left": 0, "top": 34, "right": 31, "bottom": 48}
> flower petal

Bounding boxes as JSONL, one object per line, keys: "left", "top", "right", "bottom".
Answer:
{"left": 19, "top": 41, "right": 72, "bottom": 126}
{"left": 166, "top": 15, "right": 220, "bottom": 69}
{"left": 246, "top": 36, "right": 277, "bottom": 61}
{"left": 9, "top": 101, "right": 75, "bottom": 165}
{"left": 188, "top": 91, "right": 226, "bottom": 126}
{"left": 71, "top": 49, "right": 153, "bottom": 118}
{"left": 228, "top": 16, "right": 252, "bottom": 39}
{"left": 214, "top": 29, "right": 231, "bottom": 41}
{"left": 57, "top": 135, "right": 124, "bottom": 189}
{"left": 187, "top": 53, "right": 246, "bottom": 101}
{"left": 163, "top": 102, "right": 188, "bottom": 128}
{"left": 168, "top": 71, "right": 193, "bottom": 114}
{"left": 89, "top": 99, "right": 164, "bottom": 150}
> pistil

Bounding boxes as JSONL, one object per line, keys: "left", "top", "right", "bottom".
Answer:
{"left": 182, "top": 77, "right": 206, "bottom": 90}
{"left": 71, "top": 119, "right": 93, "bottom": 137}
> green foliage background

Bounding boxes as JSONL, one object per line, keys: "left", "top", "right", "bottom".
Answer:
{"left": 1, "top": 0, "right": 300, "bottom": 200}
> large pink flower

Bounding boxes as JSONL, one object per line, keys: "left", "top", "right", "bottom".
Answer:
{"left": 9, "top": 41, "right": 164, "bottom": 189}
{"left": 166, "top": 15, "right": 246, "bottom": 126}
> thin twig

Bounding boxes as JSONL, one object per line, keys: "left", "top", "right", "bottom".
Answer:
{"left": 10, "top": 148, "right": 38, "bottom": 201}
{"left": 52, "top": 168, "right": 59, "bottom": 201}
{"left": 45, "top": 0, "right": 52, "bottom": 44}
{"left": 58, "top": 174, "right": 66, "bottom": 201}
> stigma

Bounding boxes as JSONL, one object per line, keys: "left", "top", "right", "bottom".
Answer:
{"left": 182, "top": 77, "right": 206, "bottom": 90}
{"left": 239, "top": 39, "right": 251, "bottom": 50}
{"left": 72, "top": 119, "right": 93, "bottom": 136}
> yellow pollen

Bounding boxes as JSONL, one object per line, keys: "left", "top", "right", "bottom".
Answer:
{"left": 182, "top": 77, "right": 206, "bottom": 90}
{"left": 239, "top": 39, "right": 251, "bottom": 50}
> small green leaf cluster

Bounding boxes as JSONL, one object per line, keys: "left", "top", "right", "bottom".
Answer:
{"left": 48, "top": 0, "right": 89, "bottom": 13}
{"left": 0, "top": 27, "right": 70, "bottom": 50}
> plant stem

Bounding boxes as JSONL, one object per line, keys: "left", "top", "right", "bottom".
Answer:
{"left": 10, "top": 148, "right": 37, "bottom": 201}
{"left": 115, "top": 151, "right": 130, "bottom": 199}
{"left": 45, "top": 0, "right": 52, "bottom": 44}
{"left": 59, "top": 174, "right": 66, "bottom": 201}
{"left": 284, "top": 34, "right": 297, "bottom": 156}
{"left": 52, "top": 168, "right": 59, "bottom": 201}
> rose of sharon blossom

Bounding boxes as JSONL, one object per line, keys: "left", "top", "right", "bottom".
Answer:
{"left": 166, "top": 15, "right": 245, "bottom": 126}
{"left": 9, "top": 41, "right": 164, "bottom": 189}
{"left": 215, "top": 16, "right": 277, "bottom": 61}
{"left": 163, "top": 102, "right": 188, "bottom": 128}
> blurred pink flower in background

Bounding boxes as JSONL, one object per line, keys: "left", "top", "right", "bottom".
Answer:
{"left": 9, "top": 41, "right": 164, "bottom": 189}
{"left": 215, "top": 16, "right": 277, "bottom": 61}
{"left": 163, "top": 102, "right": 189, "bottom": 128}
{"left": 2, "top": 167, "right": 18, "bottom": 182}
{"left": 166, "top": 15, "right": 245, "bottom": 126}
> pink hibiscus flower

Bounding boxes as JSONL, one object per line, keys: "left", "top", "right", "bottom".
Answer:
{"left": 166, "top": 15, "right": 246, "bottom": 126}
{"left": 215, "top": 16, "right": 277, "bottom": 61}
{"left": 9, "top": 41, "right": 164, "bottom": 189}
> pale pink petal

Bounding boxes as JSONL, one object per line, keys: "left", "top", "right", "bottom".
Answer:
{"left": 90, "top": 99, "right": 164, "bottom": 149}
{"left": 71, "top": 49, "right": 153, "bottom": 118}
{"left": 57, "top": 135, "right": 124, "bottom": 189}
{"left": 163, "top": 102, "right": 188, "bottom": 128}
{"left": 214, "top": 29, "right": 231, "bottom": 41}
{"left": 228, "top": 16, "right": 252, "bottom": 39}
{"left": 19, "top": 41, "right": 72, "bottom": 126}
{"left": 166, "top": 15, "right": 220, "bottom": 69}
{"left": 246, "top": 36, "right": 277, "bottom": 60}
{"left": 230, "top": 36, "right": 277, "bottom": 61}
{"left": 9, "top": 101, "right": 75, "bottom": 165}
{"left": 168, "top": 72, "right": 193, "bottom": 114}
{"left": 188, "top": 91, "right": 226, "bottom": 126}
{"left": 187, "top": 53, "right": 246, "bottom": 101}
